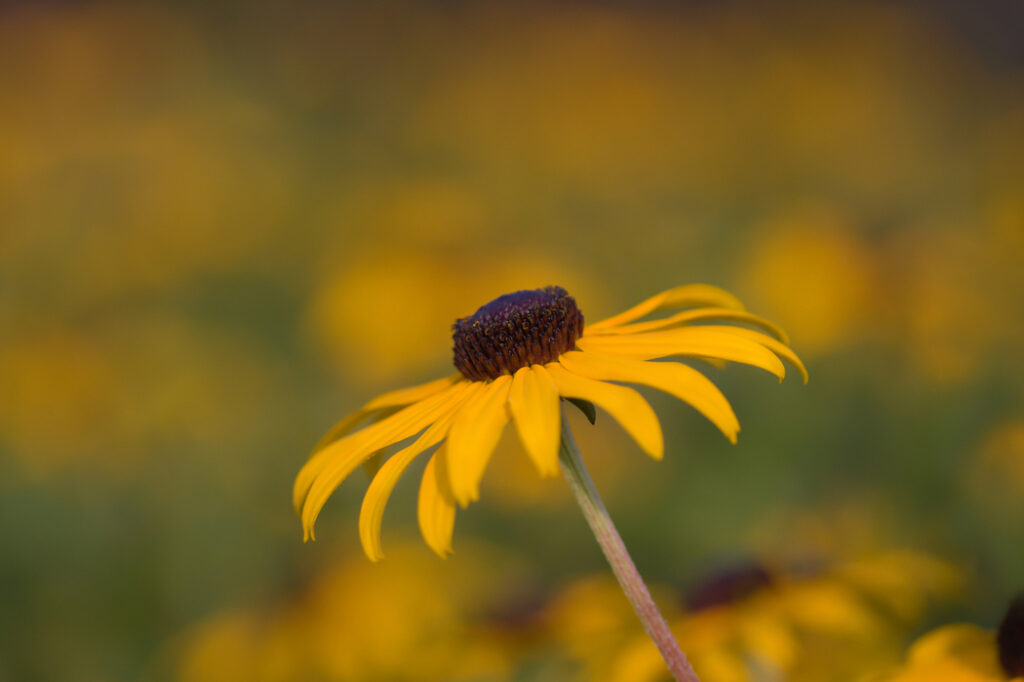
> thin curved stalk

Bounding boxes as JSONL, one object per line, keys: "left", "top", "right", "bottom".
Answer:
{"left": 559, "top": 407, "right": 701, "bottom": 682}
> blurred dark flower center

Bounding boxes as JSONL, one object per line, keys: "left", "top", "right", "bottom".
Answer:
{"left": 452, "top": 286, "right": 584, "bottom": 381}
{"left": 998, "top": 593, "right": 1024, "bottom": 677}
{"left": 685, "top": 561, "right": 775, "bottom": 612}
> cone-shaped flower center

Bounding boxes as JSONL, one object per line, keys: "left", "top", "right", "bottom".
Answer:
{"left": 452, "top": 286, "right": 584, "bottom": 381}
{"left": 999, "top": 593, "right": 1024, "bottom": 677}
{"left": 684, "top": 561, "right": 774, "bottom": 612}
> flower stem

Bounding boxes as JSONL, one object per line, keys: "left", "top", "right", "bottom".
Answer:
{"left": 558, "top": 408, "right": 701, "bottom": 682}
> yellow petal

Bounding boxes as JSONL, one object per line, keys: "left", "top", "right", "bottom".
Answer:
{"left": 358, "top": 385, "right": 480, "bottom": 561}
{"left": 418, "top": 444, "right": 457, "bottom": 558}
{"left": 297, "top": 381, "right": 472, "bottom": 539}
{"left": 738, "top": 612, "right": 799, "bottom": 671}
{"left": 358, "top": 431, "right": 446, "bottom": 562}
{"left": 778, "top": 579, "right": 879, "bottom": 636}
{"left": 696, "top": 326, "right": 809, "bottom": 384}
{"left": 362, "top": 373, "right": 463, "bottom": 411}
{"left": 577, "top": 328, "right": 786, "bottom": 381}
{"left": 545, "top": 363, "right": 663, "bottom": 459}
{"left": 907, "top": 624, "right": 1001, "bottom": 671}
{"left": 586, "top": 307, "right": 790, "bottom": 344}
{"left": 508, "top": 365, "right": 562, "bottom": 477}
{"left": 558, "top": 351, "right": 740, "bottom": 443}
{"left": 310, "top": 409, "right": 389, "bottom": 456}
{"left": 297, "top": 380, "right": 468, "bottom": 504}
{"left": 588, "top": 284, "right": 745, "bottom": 330}
{"left": 310, "top": 374, "right": 461, "bottom": 455}
{"left": 446, "top": 375, "right": 513, "bottom": 507}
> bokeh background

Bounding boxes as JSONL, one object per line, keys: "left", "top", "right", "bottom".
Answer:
{"left": 2, "top": 1, "right": 1023, "bottom": 680}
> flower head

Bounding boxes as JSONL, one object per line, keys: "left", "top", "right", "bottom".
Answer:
{"left": 546, "top": 550, "right": 960, "bottom": 682}
{"left": 452, "top": 286, "right": 584, "bottom": 380}
{"left": 294, "top": 284, "right": 806, "bottom": 560}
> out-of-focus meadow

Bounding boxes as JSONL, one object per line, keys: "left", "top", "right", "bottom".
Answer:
{"left": 1, "top": 1, "right": 1023, "bottom": 680}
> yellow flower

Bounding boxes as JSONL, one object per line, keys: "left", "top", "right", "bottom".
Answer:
{"left": 549, "top": 550, "right": 960, "bottom": 682}
{"left": 294, "top": 284, "right": 806, "bottom": 559}
{"left": 867, "top": 595, "right": 1024, "bottom": 682}
{"left": 736, "top": 204, "right": 879, "bottom": 357}
{"left": 174, "top": 541, "right": 521, "bottom": 682}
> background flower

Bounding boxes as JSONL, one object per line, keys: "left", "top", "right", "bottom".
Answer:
{"left": 537, "top": 549, "right": 960, "bottom": 682}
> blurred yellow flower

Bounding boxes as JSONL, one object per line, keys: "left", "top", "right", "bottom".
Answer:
{"left": 296, "top": 284, "right": 805, "bottom": 559}
{"left": 865, "top": 625, "right": 1008, "bottom": 682}
{"left": 175, "top": 542, "right": 520, "bottom": 682}
{"left": 566, "top": 550, "right": 962, "bottom": 682}
{"left": 0, "top": 328, "right": 118, "bottom": 473}
{"left": 542, "top": 574, "right": 681, "bottom": 680}
{"left": 0, "top": 318, "right": 281, "bottom": 476}
{"left": 737, "top": 204, "right": 878, "bottom": 356}
{"left": 867, "top": 594, "right": 1024, "bottom": 682}
{"left": 886, "top": 224, "right": 1005, "bottom": 385}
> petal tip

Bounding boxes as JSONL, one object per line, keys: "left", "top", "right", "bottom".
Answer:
{"left": 428, "top": 543, "right": 453, "bottom": 559}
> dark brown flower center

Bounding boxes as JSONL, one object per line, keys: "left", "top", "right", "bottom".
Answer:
{"left": 452, "top": 286, "right": 584, "bottom": 381}
{"left": 998, "top": 593, "right": 1024, "bottom": 678}
{"left": 684, "top": 561, "right": 775, "bottom": 612}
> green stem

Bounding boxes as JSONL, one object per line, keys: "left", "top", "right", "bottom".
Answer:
{"left": 559, "top": 407, "right": 701, "bottom": 682}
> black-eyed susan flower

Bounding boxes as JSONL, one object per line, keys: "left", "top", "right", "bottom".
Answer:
{"left": 544, "top": 550, "right": 960, "bottom": 682}
{"left": 295, "top": 283, "right": 804, "bottom": 681}
{"left": 294, "top": 284, "right": 805, "bottom": 559}
{"left": 867, "top": 594, "right": 1024, "bottom": 682}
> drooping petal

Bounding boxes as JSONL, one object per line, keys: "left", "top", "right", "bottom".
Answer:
{"left": 359, "top": 434, "right": 445, "bottom": 562}
{"left": 295, "top": 380, "right": 469, "bottom": 512}
{"left": 586, "top": 307, "right": 790, "bottom": 344}
{"left": 905, "top": 624, "right": 999, "bottom": 669}
{"left": 446, "top": 375, "right": 513, "bottom": 507}
{"left": 310, "top": 409, "right": 390, "bottom": 456}
{"left": 362, "top": 373, "right": 464, "bottom": 411}
{"left": 298, "top": 381, "right": 473, "bottom": 539}
{"left": 587, "top": 284, "right": 745, "bottom": 331}
{"left": 577, "top": 328, "right": 786, "bottom": 381}
{"left": 358, "top": 384, "right": 481, "bottom": 561}
{"left": 696, "top": 326, "right": 809, "bottom": 383}
{"left": 558, "top": 351, "right": 740, "bottom": 443}
{"left": 507, "top": 365, "right": 562, "bottom": 477}
{"left": 358, "top": 378, "right": 481, "bottom": 561}
{"left": 545, "top": 363, "right": 663, "bottom": 459}
{"left": 310, "top": 374, "right": 462, "bottom": 455}
{"left": 418, "top": 444, "right": 457, "bottom": 558}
